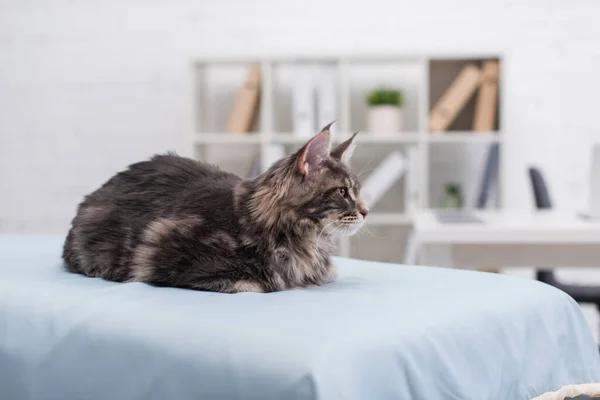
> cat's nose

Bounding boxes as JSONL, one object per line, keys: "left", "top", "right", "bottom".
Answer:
{"left": 357, "top": 200, "right": 369, "bottom": 218}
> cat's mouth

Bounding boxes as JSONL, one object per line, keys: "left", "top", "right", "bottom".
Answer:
{"left": 333, "top": 216, "right": 364, "bottom": 236}
{"left": 320, "top": 215, "right": 365, "bottom": 238}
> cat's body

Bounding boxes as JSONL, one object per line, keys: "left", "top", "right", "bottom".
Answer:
{"left": 62, "top": 125, "right": 368, "bottom": 293}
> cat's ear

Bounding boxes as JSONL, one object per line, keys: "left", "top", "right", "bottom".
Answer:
{"left": 297, "top": 123, "right": 333, "bottom": 176}
{"left": 331, "top": 131, "right": 358, "bottom": 165}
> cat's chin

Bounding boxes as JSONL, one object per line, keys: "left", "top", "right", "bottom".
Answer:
{"left": 332, "top": 221, "right": 364, "bottom": 237}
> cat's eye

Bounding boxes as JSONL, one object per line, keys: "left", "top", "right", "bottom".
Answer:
{"left": 338, "top": 187, "right": 348, "bottom": 197}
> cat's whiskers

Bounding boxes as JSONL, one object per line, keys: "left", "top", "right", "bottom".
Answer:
{"left": 343, "top": 224, "right": 353, "bottom": 237}
{"left": 341, "top": 223, "right": 355, "bottom": 236}
{"left": 359, "top": 222, "right": 386, "bottom": 239}
{"left": 327, "top": 225, "right": 344, "bottom": 246}
{"left": 353, "top": 225, "right": 361, "bottom": 248}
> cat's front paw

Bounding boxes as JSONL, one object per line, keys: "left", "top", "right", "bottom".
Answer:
{"left": 325, "top": 266, "right": 338, "bottom": 283}
{"left": 302, "top": 283, "right": 318, "bottom": 289}
{"left": 232, "top": 280, "right": 265, "bottom": 293}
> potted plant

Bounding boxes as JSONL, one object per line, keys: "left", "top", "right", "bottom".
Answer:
{"left": 441, "top": 183, "right": 464, "bottom": 209}
{"left": 366, "top": 87, "right": 405, "bottom": 134}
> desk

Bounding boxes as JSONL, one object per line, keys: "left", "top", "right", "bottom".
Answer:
{"left": 405, "top": 210, "right": 600, "bottom": 269}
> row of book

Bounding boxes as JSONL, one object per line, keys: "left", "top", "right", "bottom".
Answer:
{"left": 226, "top": 63, "right": 337, "bottom": 137}
{"left": 429, "top": 60, "right": 500, "bottom": 132}
{"left": 227, "top": 60, "right": 500, "bottom": 135}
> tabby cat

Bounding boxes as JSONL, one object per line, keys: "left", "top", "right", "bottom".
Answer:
{"left": 62, "top": 123, "right": 368, "bottom": 293}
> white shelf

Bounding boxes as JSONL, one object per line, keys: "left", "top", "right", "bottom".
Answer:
{"left": 427, "top": 132, "right": 501, "bottom": 144}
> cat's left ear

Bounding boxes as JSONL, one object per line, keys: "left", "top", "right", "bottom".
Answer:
{"left": 297, "top": 123, "right": 333, "bottom": 176}
{"left": 330, "top": 131, "right": 358, "bottom": 165}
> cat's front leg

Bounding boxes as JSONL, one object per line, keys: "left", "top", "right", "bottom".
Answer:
{"left": 324, "top": 266, "right": 337, "bottom": 284}
{"left": 231, "top": 280, "right": 265, "bottom": 293}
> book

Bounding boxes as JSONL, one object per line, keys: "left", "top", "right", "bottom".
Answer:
{"left": 292, "top": 64, "right": 317, "bottom": 137}
{"left": 429, "top": 64, "right": 482, "bottom": 132}
{"left": 227, "top": 64, "right": 261, "bottom": 133}
{"left": 360, "top": 152, "right": 406, "bottom": 208}
{"left": 473, "top": 61, "right": 500, "bottom": 131}
{"left": 475, "top": 143, "right": 499, "bottom": 209}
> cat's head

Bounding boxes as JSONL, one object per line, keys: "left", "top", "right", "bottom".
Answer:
{"left": 252, "top": 123, "right": 368, "bottom": 237}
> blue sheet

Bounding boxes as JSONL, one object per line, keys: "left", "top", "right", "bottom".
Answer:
{"left": 0, "top": 234, "right": 599, "bottom": 400}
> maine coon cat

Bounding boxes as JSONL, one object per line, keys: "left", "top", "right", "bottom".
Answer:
{"left": 62, "top": 123, "right": 368, "bottom": 293}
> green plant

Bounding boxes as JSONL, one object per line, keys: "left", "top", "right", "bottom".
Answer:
{"left": 441, "top": 183, "right": 463, "bottom": 209}
{"left": 366, "top": 87, "right": 404, "bottom": 107}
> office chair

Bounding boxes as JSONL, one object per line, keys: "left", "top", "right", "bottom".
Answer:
{"left": 529, "top": 167, "right": 600, "bottom": 310}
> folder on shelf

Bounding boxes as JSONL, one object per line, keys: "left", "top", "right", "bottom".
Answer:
{"left": 227, "top": 64, "right": 261, "bottom": 133}
{"left": 315, "top": 64, "right": 338, "bottom": 138}
{"left": 360, "top": 151, "right": 406, "bottom": 208}
{"left": 473, "top": 61, "right": 500, "bottom": 132}
{"left": 428, "top": 64, "right": 482, "bottom": 132}
{"left": 292, "top": 64, "right": 318, "bottom": 137}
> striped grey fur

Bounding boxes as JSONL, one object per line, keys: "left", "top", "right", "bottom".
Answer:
{"left": 62, "top": 124, "right": 368, "bottom": 293}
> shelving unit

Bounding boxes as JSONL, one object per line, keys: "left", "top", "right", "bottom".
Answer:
{"left": 190, "top": 54, "right": 505, "bottom": 263}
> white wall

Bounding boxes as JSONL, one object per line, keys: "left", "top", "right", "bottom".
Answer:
{"left": 1, "top": 0, "right": 600, "bottom": 232}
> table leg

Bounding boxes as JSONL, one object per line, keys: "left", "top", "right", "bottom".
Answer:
{"left": 403, "top": 230, "right": 420, "bottom": 265}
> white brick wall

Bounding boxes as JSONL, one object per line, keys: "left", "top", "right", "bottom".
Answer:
{"left": 1, "top": 0, "right": 600, "bottom": 231}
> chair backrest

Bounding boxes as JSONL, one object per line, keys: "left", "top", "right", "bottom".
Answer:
{"left": 528, "top": 167, "right": 555, "bottom": 283}
{"left": 529, "top": 167, "right": 600, "bottom": 309}
{"left": 528, "top": 167, "right": 552, "bottom": 209}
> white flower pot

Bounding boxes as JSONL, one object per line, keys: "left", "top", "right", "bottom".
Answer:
{"left": 367, "top": 106, "right": 403, "bottom": 135}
